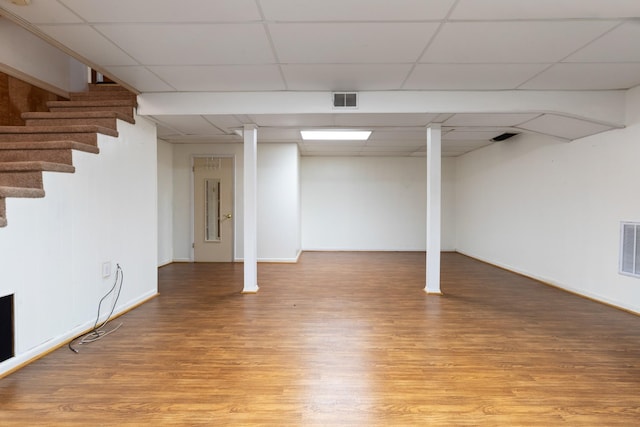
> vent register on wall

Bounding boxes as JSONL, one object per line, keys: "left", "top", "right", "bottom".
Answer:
{"left": 620, "top": 222, "right": 640, "bottom": 278}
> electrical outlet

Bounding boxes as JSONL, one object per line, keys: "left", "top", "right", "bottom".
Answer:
{"left": 102, "top": 262, "right": 111, "bottom": 278}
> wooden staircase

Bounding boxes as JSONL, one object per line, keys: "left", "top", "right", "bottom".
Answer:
{"left": 0, "top": 84, "right": 136, "bottom": 227}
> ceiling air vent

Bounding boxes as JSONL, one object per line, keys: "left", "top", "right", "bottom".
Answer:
{"left": 333, "top": 92, "right": 358, "bottom": 109}
{"left": 491, "top": 132, "right": 519, "bottom": 142}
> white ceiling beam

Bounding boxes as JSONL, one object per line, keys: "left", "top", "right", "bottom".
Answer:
{"left": 138, "top": 90, "right": 626, "bottom": 127}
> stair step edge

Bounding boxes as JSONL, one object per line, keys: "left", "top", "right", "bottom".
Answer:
{"left": 47, "top": 99, "right": 136, "bottom": 107}
{"left": 0, "top": 161, "right": 75, "bottom": 173}
{"left": 0, "top": 186, "right": 45, "bottom": 198}
{"left": 0, "top": 125, "right": 119, "bottom": 137}
{"left": 0, "top": 140, "right": 100, "bottom": 154}
{"left": 22, "top": 111, "right": 133, "bottom": 120}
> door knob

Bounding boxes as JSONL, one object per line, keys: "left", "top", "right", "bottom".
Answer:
{"left": 225, "top": 213, "right": 232, "bottom": 219}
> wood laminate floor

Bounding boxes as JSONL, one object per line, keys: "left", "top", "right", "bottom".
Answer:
{"left": 1, "top": 252, "right": 639, "bottom": 426}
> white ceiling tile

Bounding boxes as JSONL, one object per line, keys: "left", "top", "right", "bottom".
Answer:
{"left": 269, "top": 23, "right": 439, "bottom": 63}
{"left": 150, "top": 65, "right": 285, "bottom": 91}
{"left": 359, "top": 151, "right": 413, "bottom": 157}
{"left": 404, "top": 64, "right": 547, "bottom": 90}
{"left": 444, "top": 130, "right": 503, "bottom": 141}
{"left": 96, "top": 24, "right": 274, "bottom": 65}
{"left": 37, "top": 25, "right": 137, "bottom": 66}
{"left": 202, "top": 115, "right": 246, "bottom": 132}
{"left": 518, "top": 115, "right": 613, "bottom": 140}
{"left": 260, "top": 0, "right": 456, "bottom": 21}
{"left": 566, "top": 22, "right": 640, "bottom": 63}
{"left": 0, "top": 1, "right": 82, "bottom": 24}
{"left": 256, "top": 128, "right": 301, "bottom": 141}
{"left": 451, "top": 0, "right": 640, "bottom": 20}
{"left": 422, "top": 21, "right": 617, "bottom": 63}
{"left": 334, "top": 114, "right": 438, "bottom": 127}
{"left": 521, "top": 63, "right": 640, "bottom": 90}
{"left": 105, "top": 66, "right": 175, "bottom": 92}
{"left": 365, "top": 139, "right": 425, "bottom": 148}
{"left": 361, "top": 145, "right": 419, "bottom": 152}
{"left": 369, "top": 129, "right": 426, "bottom": 141}
{"left": 155, "top": 115, "right": 225, "bottom": 135}
{"left": 60, "top": 0, "right": 261, "bottom": 22}
{"left": 248, "top": 115, "right": 336, "bottom": 127}
{"left": 282, "top": 64, "right": 412, "bottom": 91}
{"left": 444, "top": 113, "right": 542, "bottom": 127}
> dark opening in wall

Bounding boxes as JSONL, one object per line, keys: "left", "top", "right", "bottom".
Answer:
{"left": 0, "top": 294, "right": 14, "bottom": 363}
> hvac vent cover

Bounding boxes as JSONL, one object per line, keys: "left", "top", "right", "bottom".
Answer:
{"left": 620, "top": 222, "right": 640, "bottom": 278}
{"left": 333, "top": 92, "right": 358, "bottom": 108}
{"left": 492, "top": 132, "right": 519, "bottom": 142}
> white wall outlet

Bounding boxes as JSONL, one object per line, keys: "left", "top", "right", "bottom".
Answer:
{"left": 102, "top": 262, "right": 111, "bottom": 278}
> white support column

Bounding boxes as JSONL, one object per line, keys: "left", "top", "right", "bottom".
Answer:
{"left": 243, "top": 124, "right": 259, "bottom": 293}
{"left": 425, "top": 124, "right": 442, "bottom": 295}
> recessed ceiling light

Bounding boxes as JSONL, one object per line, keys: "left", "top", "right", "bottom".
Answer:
{"left": 300, "top": 130, "right": 372, "bottom": 141}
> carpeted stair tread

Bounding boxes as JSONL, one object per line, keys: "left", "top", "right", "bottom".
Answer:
{"left": 69, "top": 91, "right": 138, "bottom": 106}
{"left": 0, "top": 186, "right": 45, "bottom": 198}
{"left": 0, "top": 161, "right": 75, "bottom": 173}
{"left": 0, "top": 125, "right": 118, "bottom": 138}
{"left": 22, "top": 111, "right": 135, "bottom": 125}
{"left": 0, "top": 140, "right": 100, "bottom": 154}
{"left": 21, "top": 111, "right": 135, "bottom": 130}
{"left": 88, "top": 83, "right": 135, "bottom": 92}
{"left": 47, "top": 99, "right": 136, "bottom": 108}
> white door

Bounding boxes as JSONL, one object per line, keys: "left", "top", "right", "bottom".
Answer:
{"left": 194, "top": 157, "right": 234, "bottom": 262}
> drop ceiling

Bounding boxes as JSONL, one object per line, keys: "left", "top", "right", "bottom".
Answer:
{"left": 2, "top": 0, "right": 640, "bottom": 157}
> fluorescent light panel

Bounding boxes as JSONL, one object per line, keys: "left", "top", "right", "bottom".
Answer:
{"left": 300, "top": 130, "right": 371, "bottom": 141}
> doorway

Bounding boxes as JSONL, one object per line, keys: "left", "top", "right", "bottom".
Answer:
{"left": 193, "top": 157, "right": 234, "bottom": 262}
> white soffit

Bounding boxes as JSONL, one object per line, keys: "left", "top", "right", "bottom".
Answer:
{"left": 37, "top": 25, "right": 136, "bottom": 66}
{"left": 149, "top": 65, "right": 286, "bottom": 92}
{"left": 106, "top": 66, "right": 175, "bottom": 92}
{"left": 59, "top": 0, "right": 261, "bottom": 23}
{"left": 334, "top": 114, "right": 438, "bottom": 127}
{"left": 451, "top": 0, "right": 640, "bottom": 20}
{"left": 260, "top": 0, "right": 456, "bottom": 21}
{"left": 403, "top": 64, "right": 547, "bottom": 90}
{"left": 281, "top": 64, "right": 413, "bottom": 91}
{"left": 248, "top": 114, "right": 336, "bottom": 127}
{"left": 269, "top": 23, "right": 440, "bottom": 63}
{"left": 95, "top": 24, "right": 275, "bottom": 65}
{"left": 444, "top": 113, "right": 541, "bottom": 127}
{"left": 518, "top": 115, "right": 614, "bottom": 140}
{"left": 421, "top": 21, "right": 617, "bottom": 63}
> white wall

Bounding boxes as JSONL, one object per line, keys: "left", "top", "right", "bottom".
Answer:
{"left": 157, "top": 139, "right": 173, "bottom": 266}
{"left": 455, "top": 86, "right": 640, "bottom": 314}
{"left": 0, "top": 115, "right": 158, "bottom": 375}
{"left": 301, "top": 156, "right": 456, "bottom": 251}
{"left": 257, "top": 144, "right": 301, "bottom": 261}
{"left": 172, "top": 142, "right": 301, "bottom": 262}
{"left": 0, "top": 17, "right": 87, "bottom": 95}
